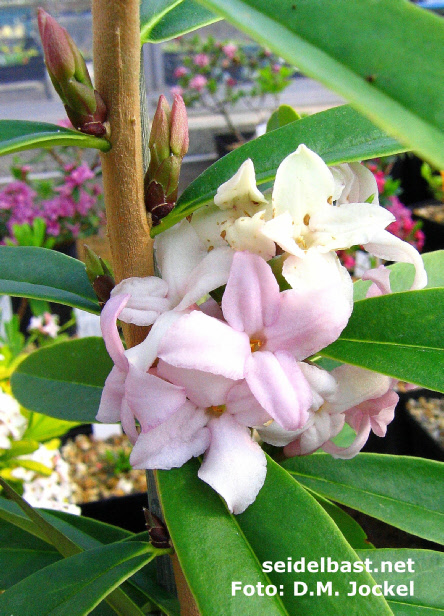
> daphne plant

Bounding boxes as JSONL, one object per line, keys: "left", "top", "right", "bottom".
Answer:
{"left": 0, "top": 1, "right": 443, "bottom": 616}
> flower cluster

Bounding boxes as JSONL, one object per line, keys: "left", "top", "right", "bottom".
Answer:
{"left": 169, "top": 35, "right": 293, "bottom": 138}
{"left": 98, "top": 145, "right": 427, "bottom": 514}
{"left": 0, "top": 156, "right": 104, "bottom": 245}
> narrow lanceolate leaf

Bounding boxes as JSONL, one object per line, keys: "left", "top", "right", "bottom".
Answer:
{"left": 353, "top": 250, "right": 444, "bottom": 301}
{"left": 152, "top": 105, "right": 405, "bottom": 236}
{"left": 356, "top": 550, "right": 444, "bottom": 616}
{"left": 11, "top": 338, "right": 113, "bottom": 423}
{"left": 0, "top": 542, "right": 157, "bottom": 616}
{"left": 282, "top": 454, "right": 444, "bottom": 545}
{"left": 320, "top": 288, "right": 444, "bottom": 392}
{"left": 196, "top": 0, "right": 444, "bottom": 169}
{"left": 0, "top": 120, "right": 111, "bottom": 156}
{"left": 0, "top": 247, "right": 100, "bottom": 314}
{"left": 158, "top": 457, "right": 393, "bottom": 615}
{"left": 141, "top": 0, "right": 220, "bottom": 43}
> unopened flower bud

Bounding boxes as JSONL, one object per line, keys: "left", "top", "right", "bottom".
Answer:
{"left": 37, "top": 8, "right": 109, "bottom": 139}
{"left": 145, "top": 94, "right": 189, "bottom": 225}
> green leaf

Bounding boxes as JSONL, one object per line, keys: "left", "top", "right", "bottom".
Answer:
{"left": 266, "top": 105, "right": 301, "bottom": 132}
{"left": 152, "top": 105, "right": 405, "bottom": 236}
{"left": 356, "top": 549, "right": 444, "bottom": 615}
{"left": 0, "top": 120, "right": 111, "bottom": 156}
{"left": 282, "top": 453, "right": 444, "bottom": 545}
{"left": 320, "top": 288, "right": 444, "bottom": 392}
{"left": 0, "top": 246, "right": 100, "bottom": 314}
{"left": 0, "top": 546, "right": 61, "bottom": 590}
{"left": 309, "top": 491, "right": 372, "bottom": 550}
{"left": 0, "top": 496, "right": 56, "bottom": 543}
{"left": 23, "top": 413, "right": 80, "bottom": 443}
{"left": 353, "top": 250, "right": 444, "bottom": 301}
{"left": 0, "top": 542, "right": 157, "bottom": 616}
{"left": 196, "top": 0, "right": 444, "bottom": 169}
{"left": 141, "top": 0, "right": 220, "bottom": 43}
{"left": 11, "top": 338, "right": 113, "bottom": 423}
{"left": 158, "top": 457, "right": 393, "bottom": 615}
{"left": 1, "top": 439, "right": 39, "bottom": 460}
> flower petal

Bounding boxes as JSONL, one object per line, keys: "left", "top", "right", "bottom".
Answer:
{"left": 226, "top": 380, "right": 270, "bottom": 426}
{"left": 272, "top": 144, "right": 335, "bottom": 222}
{"left": 309, "top": 202, "right": 394, "bottom": 252}
{"left": 130, "top": 401, "right": 210, "bottom": 469}
{"left": 101, "top": 294, "right": 130, "bottom": 372}
{"left": 363, "top": 229, "right": 427, "bottom": 290}
{"left": 262, "top": 212, "right": 305, "bottom": 257}
{"left": 268, "top": 252, "right": 353, "bottom": 360}
{"left": 245, "top": 350, "right": 311, "bottom": 430}
{"left": 222, "top": 251, "right": 280, "bottom": 336}
{"left": 125, "top": 364, "right": 186, "bottom": 430}
{"left": 175, "top": 246, "right": 233, "bottom": 312}
{"left": 325, "top": 364, "right": 393, "bottom": 414}
{"left": 96, "top": 366, "right": 126, "bottom": 423}
{"left": 157, "top": 360, "right": 234, "bottom": 408}
{"left": 334, "top": 162, "right": 379, "bottom": 205}
{"left": 198, "top": 413, "right": 267, "bottom": 514}
{"left": 214, "top": 158, "right": 267, "bottom": 214}
{"left": 110, "top": 277, "right": 170, "bottom": 326}
{"left": 191, "top": 204, "right": 232, "bottom": 251}
{"left": 363, "top": 265, "right": 392, "bottom": 297}
{"left": 158, "top": 310, "right": 250, "bottom": 380}
{"left": 285, "top": 409, "right": 345, "bottom": 456}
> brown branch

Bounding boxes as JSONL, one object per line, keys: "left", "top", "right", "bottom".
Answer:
{"left": 92, "top": 0, "right": 153, "bottom": 348}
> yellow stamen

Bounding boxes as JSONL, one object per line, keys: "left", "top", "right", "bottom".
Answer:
{"left": 206, "top": 404, "right": 226, "bottom": 417}
{"left": 250, "top": 338, "right": 264, "bottom": 352}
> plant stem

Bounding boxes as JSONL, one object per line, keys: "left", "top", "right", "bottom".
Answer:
{"left": 92, "top": 0, "right": 153, "bottom": 348}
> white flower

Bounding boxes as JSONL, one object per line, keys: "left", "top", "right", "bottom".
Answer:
{"left": 191, "top": 159, "right": 276, "bottom": 260}
{"left": 262, "top": 144, "right": 427, "bottom": 290}
{"left": 0, "top": 389, "right": 27, "bottom": 449}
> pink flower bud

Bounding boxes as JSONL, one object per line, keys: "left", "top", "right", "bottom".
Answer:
{"left": 170, "top": 95, "right": 189, "bottom": 158}
{"left": 222, "top": 44, "right": 237, "bottom": 59}
{"left": 38, "top": 8, "right": 75, "bottom": 82}
{"left": 173, "top": 66, "right": 188, "bottom": 79}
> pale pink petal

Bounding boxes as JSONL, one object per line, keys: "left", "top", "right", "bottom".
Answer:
{"left": 363, "top": 229, "right": 427, "bottom": 290}
{"left": 130, "top": 402, "right": 210, "bottom": 469}
{"left": 125, "top": 364, "right": 186, "bottom": 430}
{"left": 335, "top": 162, "right": 379, "bottom": 206}
{"left": 198, "top": 413, "right": 267, "bottom": 514}
{"left": 158, "top": 311, "right": 250, "bottom": 380}
{"left": 257, "top": 418, "right": 312, "bottom": 447}
{"left": 120, "top": 397, "right": 139, "bottom": 444}
{"left": 266, "top": 255, "right": 352, "bottom": 360}
{"left": 245, "top": 350, "right": 311, "bottom": 430}
{"left": 96, "top": 366, "right": 126, "bottom": 423}
{"left": 325, "top": 365, "right": 393, "bottom": 415}
{"left": 101, "top": 294, "right": 130, "bottom": 372}
{"left": 157, "top": 361, "right": 234, "bottom": 408}
{"left": 199, "top": 297, "right": 224, "bottom": 319}
{"left": 175, "top": 247, "right": 233, "bottom": 312}
{"left": 286, "top": 409, "right": 345, "bottom": 456}
{"left": 225, "top": 380, "right": 271, "bottom": 426}
{"left": 299, "top": 362, "right": 338, "bottom": 412}
{"left": 309, "top": 202, "right": 394, "bottom": 252}
{"left": 155, "top": 220, "right": 208, "bottom": 305}
{"left": 222, "top": 252, "right": 280, "bottom": 335}
{"left": 363, "top": 265, "right": 392, "bottom": 297}
{"left": 111, "top": 277, "right": 170, "bottom": 325}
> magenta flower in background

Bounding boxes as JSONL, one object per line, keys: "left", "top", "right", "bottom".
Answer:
{"left": 170, "top": 85, "right": 184, "bottom": 97}
{"left": 173, "top": 66, "right": 188, "bottom": 79}
{"left": 193, "top": 53, "right": 210, "bottom": 67}
{"left": 222, "top": 43, "right": 237, "bottom": 58}
{"left": 189, "top": 74, "right": 207, "bottom": 91}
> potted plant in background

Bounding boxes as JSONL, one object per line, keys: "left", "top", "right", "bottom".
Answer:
{"left": 169, "top": 34, "right": 294, "bottom": 156}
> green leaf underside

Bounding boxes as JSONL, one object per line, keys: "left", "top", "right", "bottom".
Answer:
{"left": 152, "top": 105, "right": 405, "bottom": 236}
{"left": 353, "top": 251, "right": 444, "bottom": 301}
{"left": 282, "top": 454, "right": 444, "bottom": 546}
{"left": 357, "top": 549, "right": 444, "bottom": 615}
{"left": 141, "top": 0, "right": 220, "bottom": 43}
{"left": 0, "top": 542, "right": 156, "bottom": 616}
{"left": 11, "top": 337, "right": 113, "bottom": 423}
{"left": 320, "top": 288, "right": 444, "bottom": 392}
{"left": 195, "top": 0, "right": 444, "bottom": 169}
{"left": 158, "top": 457, "right": 392, "bottom": 615}
{"left": 0, "top": 498, "right": 179, "bottom": 616}
{"left": 0, "top": 120, "right": 111, "bottom": 156}
{"left": 0, "top": 247, "right": 100, "bottom": 314}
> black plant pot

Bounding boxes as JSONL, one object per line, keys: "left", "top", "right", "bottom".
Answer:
{"left": 81, "top": 492, "right": 148, "bottom": 533}
{"left": 213, "top": 131, "right": 255, "bottom": 159}
{"left": 412, "top": 204, "right": 444, "bottom": 253}
{"left": 0, "top": 55, "right": 46, "bottom": 83}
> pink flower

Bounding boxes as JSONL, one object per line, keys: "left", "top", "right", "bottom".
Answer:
{"left": 189, "top": 74, "right": 207, "bottom": 91}
{"left": 173, "top": 66, "right": 188, "bottom": 79}
{"left": 222, "top": 44, "right": 237, "bottom": 59}
{"left": 158, "top": 251, "right": 352, "bottom": 432}
{"left": 65, "top": 163, "right": 94, "bottom": 188}
{"left": 226, "top": 77, "right": 237, "bottom": 87}
{"left": 170, "top": 85, "right": 183, "bottom": 97}
{"left": 272, "top": 63, "right": 281, "bottom": 73}
{"left": 374, "top": 170, "right": 386, "bottom": 193}
{"left": 193, "top": 53, "right": 209, "bottom": 67}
